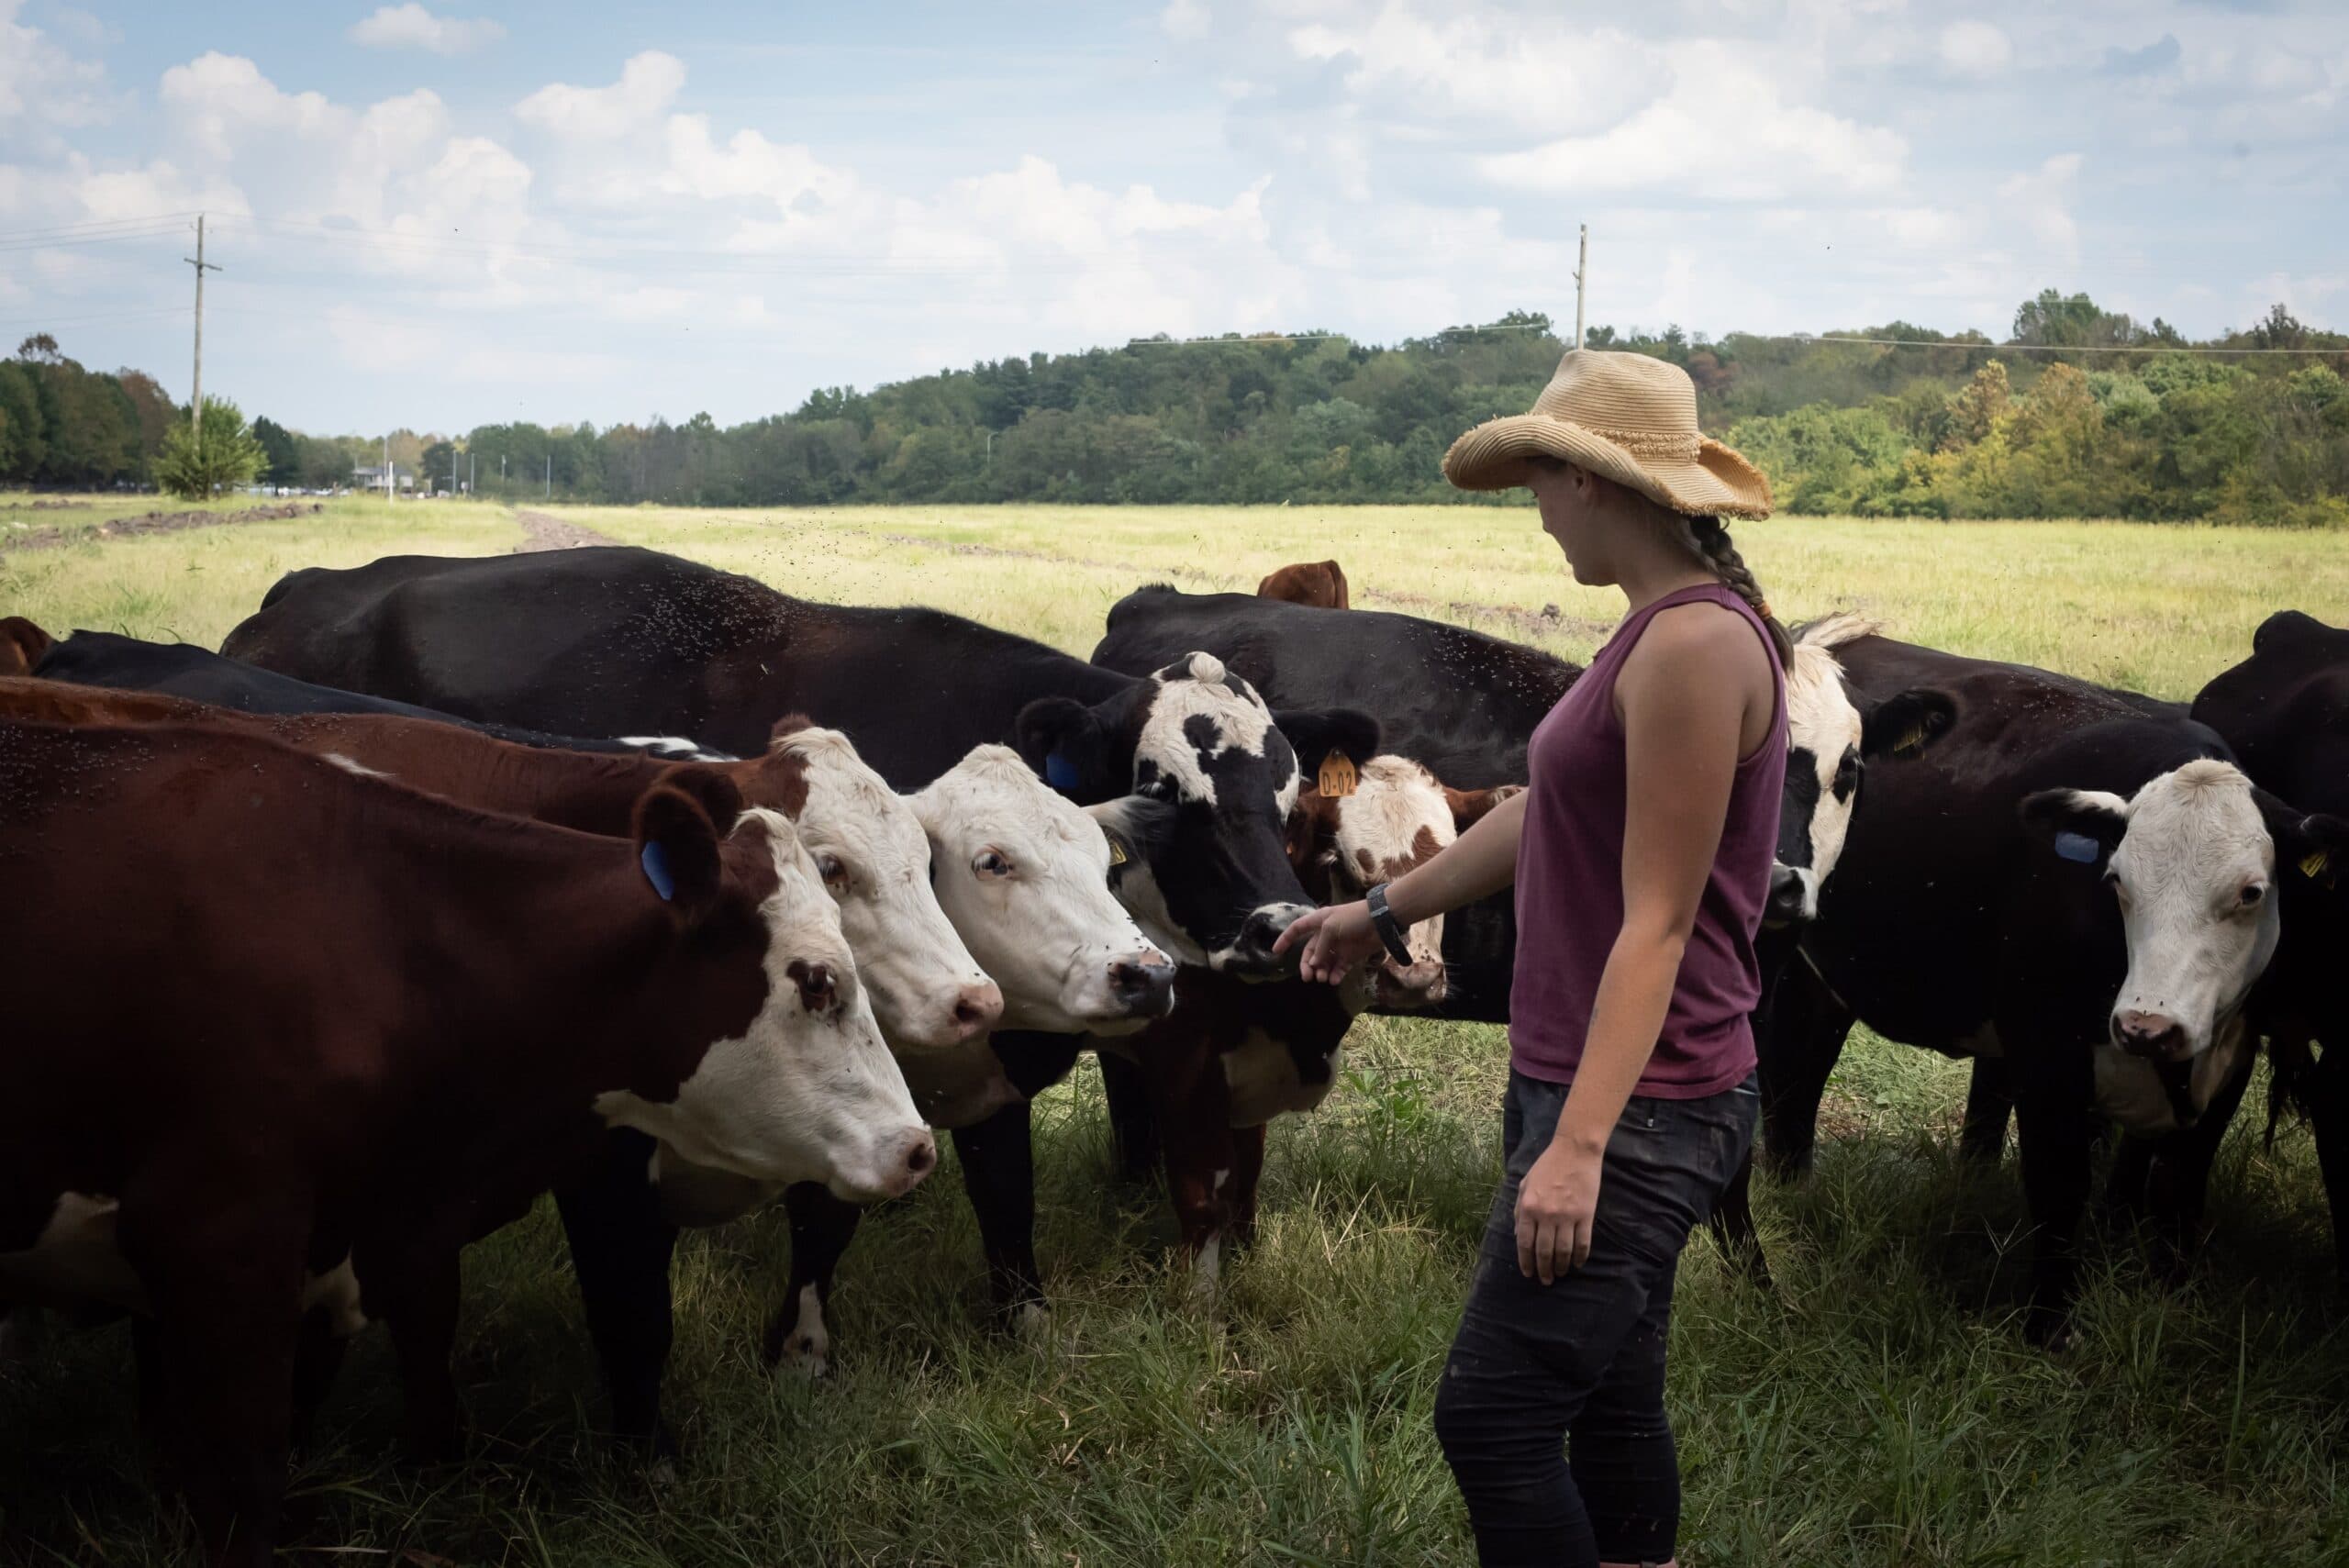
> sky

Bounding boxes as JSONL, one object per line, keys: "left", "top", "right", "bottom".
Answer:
{"left": 2, "top": 0, "right": 2344, "bottom": 433}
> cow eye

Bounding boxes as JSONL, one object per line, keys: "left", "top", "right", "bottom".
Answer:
{"left": 2239, "top": 883, "right": 2266, "bottom": 908}
{"left": 815, "top": 851, "right": 848, "bottom": 890}
{"left": 974, "top": 850, "right": 1014, "bottom": 879}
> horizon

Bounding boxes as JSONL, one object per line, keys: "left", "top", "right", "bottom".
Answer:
{"left": 3, "top": 1, "right": 2344, "bottom": 433}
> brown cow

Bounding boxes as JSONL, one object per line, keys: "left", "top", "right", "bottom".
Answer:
{"left": 0, "top": 718, "right": 926, "bottom": 1566}
{"left": 1256, "top": 559, "right": 1350, "bottom": 609}
{"left": 0, "top": 616, "right": 54, "bottom": 676}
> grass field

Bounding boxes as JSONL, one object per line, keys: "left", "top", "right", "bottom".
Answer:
{"left": 4, "top": 502, "right": 2347, "bottom": 1565}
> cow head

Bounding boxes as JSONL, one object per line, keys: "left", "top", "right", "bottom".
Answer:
{"left": 767, "top": 720, "right": 1003, "bottom": 1051}
{"left": 2022, "top": 761, "right": 2349, "bottom": 1129}
{"left": 1016, "top": 652, "right": 1379, "bottom": 976}
{"left": 912, "top": 744, "right": 1177, "bottom": 1036}
{"left": 1769, "top": 620, "right": 1956, "bottom": 927}
{"left": 1286, "top": 756, "right": 1521, "bottom": 1008}
{"left": 0, "top": 617, "right": 54, "bottom": 678}
{"left": 593, "top": 771, "right": 934, "bottom": 1205}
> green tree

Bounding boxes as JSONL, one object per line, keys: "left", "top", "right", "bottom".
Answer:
{"left": 251, "top": 416, "right": 301, "bottom": 485}
{"left": 154, "top": 395, "right": 266, "bottom": 498}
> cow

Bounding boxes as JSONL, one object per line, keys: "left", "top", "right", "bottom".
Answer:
{"left": 2193, "top": 608, "right": 2349, "bottom": 1279}
{"left": 1745, "top": 632, "right": 2349, "bottom": 1342}
{"left": 0, "top": 718, "right": 926, "bottom": 1566}
{"left": 220, "top": 546, "right": 1379, "bottom": 1332}
{"left": 1257, "top": 559, "right": 1350, "bottom": 609}
{"left": 0, "top": 615, "right": 51, "bottom": 675}
{"left": 22, "top": 622, "right": 718, "bottom": 758}
{"left": 1078, "top": 758, "right": 1525, "bottom": 1315}
{"left": 1091, "top": 585, "right": 1955, "bottom": 1019}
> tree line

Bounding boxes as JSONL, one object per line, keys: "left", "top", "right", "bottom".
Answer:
{"left": 6, "top": 292, "right": 2345, "bottom": 523}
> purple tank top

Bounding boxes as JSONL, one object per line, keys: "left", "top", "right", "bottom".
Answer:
{"left": 1508, "top": 583, "right": 1787, "bottom": 1096}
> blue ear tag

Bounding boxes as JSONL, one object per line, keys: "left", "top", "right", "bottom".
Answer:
{"left": 640, "top": 840, "right": 677, "bottom": 901}
{"left": 2054, "top": 831, "right": 2100, "bottom": 864}
{"left": 1044, "top": 751, "right": 1080, "bottom": 793}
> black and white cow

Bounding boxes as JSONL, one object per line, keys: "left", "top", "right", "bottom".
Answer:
{"left": 1748, "top": 630, "right": 2346, "bottom": 1341}
{"left": 222, "top": 547, "right": 1379, "bottom": 1344}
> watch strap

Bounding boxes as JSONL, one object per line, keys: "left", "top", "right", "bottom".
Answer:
{"left": 1364, "top": 883, "right": 1416, "bottom": 968}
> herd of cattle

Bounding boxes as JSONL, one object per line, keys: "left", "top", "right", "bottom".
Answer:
{"left": 0, "top": 542, "right": 2343, "bottom": 1564}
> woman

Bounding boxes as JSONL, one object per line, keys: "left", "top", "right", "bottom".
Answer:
{"left": 1276, "top": 350, "right": 1788, "bottom": 1568}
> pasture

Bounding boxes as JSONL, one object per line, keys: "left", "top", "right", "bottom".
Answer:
{"left": 4, "top": 502, "right": 2347, "bottom": 1565}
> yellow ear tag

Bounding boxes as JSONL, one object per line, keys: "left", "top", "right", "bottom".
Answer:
{"left": 1318, "top": 752, "right": 1358, "bottom": 797}
{"left": 1895, "top": 723, "right": 1927, "bottom": 757}
{"left": 1107, "top": 837, "right": 1129, "bottom": 867}
{"left": 2302, "top": 850, "right": 2332, "bottom": 882}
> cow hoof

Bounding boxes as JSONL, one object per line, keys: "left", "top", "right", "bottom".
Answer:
{"left": 1009, "top": 1301, "right": 1052, "bottom": 1340}
{"left": 776, "top": 1332, "right": 830, "bottom": 1380}
{"left": 2023, "top": 1310, "right": 2076, "bottom": 1354}
{"left": 764, "top": 1284, "right": 832, "bottom": 1378}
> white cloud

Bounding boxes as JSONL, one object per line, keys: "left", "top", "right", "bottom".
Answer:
{"left": 514, "top": 51, "right": 687, "bottom": 141}
{"left": 349, "top": 4, "right": 507, "bottom": 56}
{"left": 1161, "top": 0, "right": 1211, "bottom": 40}
{"left": 1287, "top": 4, "right": 1665, "bottom": 138}
{"left": 1477, "top": 42, "right": 1906, "bottom": 201}
{"left": 1997, "top": 151, "right": 2083, "bottom": 257}
{"left": 1937, "top": 21, "right": 2013, "bottom": 78}
{"left": 0, "top": 0, "right": 113, "bottom": 130}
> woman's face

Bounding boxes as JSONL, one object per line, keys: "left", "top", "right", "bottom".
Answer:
{"left": 1529, "top": 462, "right": 1610, "bottom": 585}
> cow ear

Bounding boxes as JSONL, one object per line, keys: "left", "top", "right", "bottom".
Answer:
{"left": 767, "top": 712, "right": 818, "bottom": 751}
{"left": 1016, "top": 695, "right": 1116, "bottom": 803}
{"left": 1445, "top": 782, "right": 1524, "bottom": 831}
{"left": 632, "top": 780, "right": 731, "bottom": 923}
{"left": 1085, "top": 794, "right": 1177, "bottom": 883}
{"left": 1273, "top": 707, "right": 1382, "bottom": 781}
{"left": 2019, "top": 787, "right": 2130, "bottom": 867}
{"left": 0, "top": 617, "right": 54, "bottom": 677}
{"left": 1860, "top": 687, "right": 1956, "bottom": 761}
{"left": 651, "top": 762, "right": 745, "bottom": 835}
{"left": 2258, "top": 792, "right": 2349, "bottom": 890}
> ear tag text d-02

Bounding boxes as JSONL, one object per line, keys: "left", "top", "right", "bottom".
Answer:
{"left": 1318, "top": 751, "right": 1358, "bottom": 797}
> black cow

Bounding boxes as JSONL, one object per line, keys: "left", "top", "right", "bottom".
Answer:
{"left": 222, "top": 546, "right": 1379, "bottom": 1346}
{"left": 1754, "top": 632, "right": 2347, "bottom": 1341}
{"left": 27, "top": 624, "right": 717, "bottom": 758}
{"left": 2193, "top": 609, "right": 2349, "bottom": 1280}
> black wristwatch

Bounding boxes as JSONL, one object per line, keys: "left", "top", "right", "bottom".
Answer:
{"left": 1364, "top": 883, "right": 1416, "bottom": 967}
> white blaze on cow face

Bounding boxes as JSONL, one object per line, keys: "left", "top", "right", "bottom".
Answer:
{"left": 2037, "top": 761, "right": 2281, "bottom": 1105}
{"left": 913, "top": 745, "right": 1174, "bottom": 1036}
{"left": 594, "top": 808, "right": 935, "bottom": 1204}
{"left": 772, "top": 725, "right": 1002, "bottom": 1051}
{"left": 1772, "top": 617, "right": 1872, "bottom": 925}
{"left": 1309, "top": 757, "right": 1464, "bottom": 1007}
{"left": 1135, "top": 652, "right": 1293, "bottom": 811}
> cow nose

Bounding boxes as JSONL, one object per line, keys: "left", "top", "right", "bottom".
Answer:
{"left": 2112, "top": 1009, "right": 2187, "bottom": 1060}
{"left": 1376, "top": 959, "right": 1448, "bottom": 1008}
{"left": 950, "top": 980, "right": 1004, "bottom": 1041}
{"left": 1765, "top": 867, "right": 1811, "bottom": 926}
{"left": 1109, "top": 953, "right": 1178, "bottom": 1017}
{"left": 1230, "top": 904, "right": 1308, "bottom": 977}
{"left": 886, "top": 1129, "right": 938, "bottom": 1196}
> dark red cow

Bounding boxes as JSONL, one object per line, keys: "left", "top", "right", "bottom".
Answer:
{"left": 1257, "top": 559, "right": 1351, "bottom": 609}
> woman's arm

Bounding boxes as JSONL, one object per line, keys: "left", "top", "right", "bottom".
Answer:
{"left": 1275, "top": 784, "right": 1528, "bottom": 984}
{"left": 1513, "top": 607, "right": 1758, "bottom": 1284}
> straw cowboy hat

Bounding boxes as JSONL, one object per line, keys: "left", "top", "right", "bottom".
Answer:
{"left": 1442, "top": 349, "right": 1774, "bottom": 520}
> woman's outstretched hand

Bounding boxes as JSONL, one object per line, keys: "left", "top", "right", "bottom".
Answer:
{"left": 1273, "top": 900, "right": 1383, "bottom": 984}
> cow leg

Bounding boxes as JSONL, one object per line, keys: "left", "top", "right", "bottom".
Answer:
{"left": 553, "top": 1128, "right": 679, "bottom": 1452}
{"left": 1959, "top": 1057, "right": 2015, "bottom": 1163}
{"left": 2310, "top": 1040, "right": 2349, "bottom": 1288}
{"left": 952, "top": 1100, "right": 1047, "bottom": 1329}
{"left": 765, "top": 1184, "right": 862, "bottom": 1376}
{"left": 2012, "top": 1069, "right": 2096, "bottom": 1351}
{"left": 1227, "top": 1122, "right": 1268, "bottom": 1252}
{"left": 1758, "top": 960, "right": 1854, "bottom": 1179}
{"left": 362, "top": 1234, "right": 466, "bottom": 1464}
{"left": 1098, "top": 1051, "right": 1162, "bottom": 1184}
{"left": 128, "top": 1208, "right": 305, "bottom": 1568}
{"left": 2141, "top": 1047, "right": 2255, "bottom": 1284}
{"left": 1704, "top": 1150, "right": 1773, "bottom": 1287}
{"left": 287, "top": 1307, "right": 349, "bottom": 1454}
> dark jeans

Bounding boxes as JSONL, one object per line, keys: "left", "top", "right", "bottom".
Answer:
{"left": 1435, "top": 1069, "right": 1758, "bottom": 1567}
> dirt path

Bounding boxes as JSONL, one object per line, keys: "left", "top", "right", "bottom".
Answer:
{"left": 512, "top": 509, "right": 619, "bottom": 552}
{"left": 0, "top": 501, "right": 325, "bottom": 555}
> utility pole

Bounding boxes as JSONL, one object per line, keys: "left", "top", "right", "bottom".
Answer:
{"left": 545, "top": 453, "right": 551, "bottom": 499}
{"left": 184, "top": 214, "right": 221, "bottom": 439}
{"left": 468, "top": 451, "right": 474, "bottom": 496}
{"left": 1573, "top": 224, "right": 1588, "bottom": 350}
{"left": 384, "top": 433, "right": 393, "bottom": 506}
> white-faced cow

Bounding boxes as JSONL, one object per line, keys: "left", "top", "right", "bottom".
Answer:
{"left": 1746, "top": 630, "right": 2346, "bottom": 1342}
{"left": 0, "top": 719, "right": 922, "bottom": 1567}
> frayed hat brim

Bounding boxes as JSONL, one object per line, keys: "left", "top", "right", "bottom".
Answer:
{"left": 1442, "top": 414, "right": 1774, "bottom": 520}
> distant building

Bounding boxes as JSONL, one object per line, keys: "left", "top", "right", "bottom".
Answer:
{"left": 352, "top": 463, "right": 415, "bottom": 493}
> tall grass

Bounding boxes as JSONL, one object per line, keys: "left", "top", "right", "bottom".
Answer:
{"left": 3, "top": 505, "right": 2344, "bottom": 1564}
